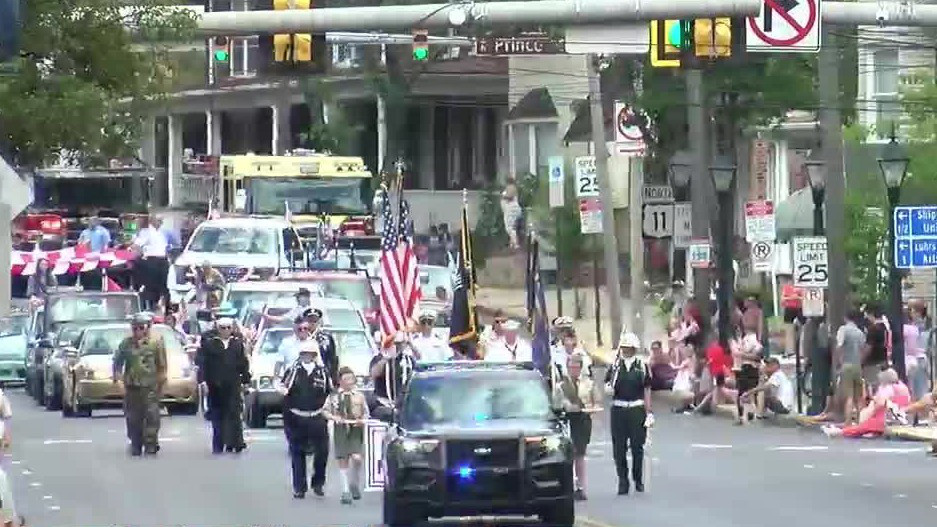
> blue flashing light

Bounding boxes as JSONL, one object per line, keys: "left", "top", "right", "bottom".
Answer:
{"left": 458, "top": 466, "right": 475, "bottom": 479}
{"left": 473, "top": 412, "right": 489, "bottom": 422}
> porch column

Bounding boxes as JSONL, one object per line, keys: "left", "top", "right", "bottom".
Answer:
{"left": 473, "top": 108, "right": 486, "bottom": 183}
{"left": 167, "top": 114, "right": 184, "bottom": 207}
{"left": 138, "top": 117, "right": 157, "bottom": 168}
{"left": 376, "top": 95, "right": 387, "bottom": 174}
{"left": 507, "top": 123, "right": 516, "bottom": 179}
{"left": 206, "top": 110, "right": 223, "bottom": 156}
{"left": 271, "top": 102, "right": 291, "bottom": 155}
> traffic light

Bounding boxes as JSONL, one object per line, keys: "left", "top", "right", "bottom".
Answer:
{"left": 694, "top": 18, "right": 732, "bottom": 58}
{"left": 412, "top": 29, "right": 429, "bottom": 61}
{"left": 273, "top": 0, "right": 315, "bottom": 63}
{"left": 212, "top": 36, "right": 230, "bottom": 62}
{"left": 650, "top": 20, "right": 687, "bottom": 68}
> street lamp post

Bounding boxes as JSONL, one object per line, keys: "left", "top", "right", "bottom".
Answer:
{"left": 879, "top": 136, "right": 911, "bottom": 381}
{"left": 709, "top": 156, "right": 737, "bottom": 347}
{"left": 804, "top": 154, "right": 828, "bottom": 414}
{"left": 669, "top": 150, "right": 693, "bottom": 288}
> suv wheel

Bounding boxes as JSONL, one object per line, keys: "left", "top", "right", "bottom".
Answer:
{"left": 382, "top": 489, "right": 422, "bottom": 527}
{"left": 45, "top": 379, "right": 63, "bottom": 411}
{"left": 540, "top": 497, "right": 575, "bottom": 527}
{"left": 245, "top": 398, "right": 267, "bottom": 429}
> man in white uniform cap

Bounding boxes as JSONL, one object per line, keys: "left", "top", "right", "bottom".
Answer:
{"left": 484, "top": 320, "right": 532, "bottom": 363}
{"left": 604, "top": 330, "right": 653, "bottom": 495}
{"left": 410, "top": 310, "right": 449, "bottom": 363}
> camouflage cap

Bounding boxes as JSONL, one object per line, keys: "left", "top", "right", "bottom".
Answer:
{"left": 130, "top": 312, "right": 154, "bottom": 325}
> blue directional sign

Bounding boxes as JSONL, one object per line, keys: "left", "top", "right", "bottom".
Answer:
{"left": 893, "top": 206, "right": 937, "bottom": 269}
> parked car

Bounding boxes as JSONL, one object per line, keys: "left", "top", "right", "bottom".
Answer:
{"left": 60, "top": 323, "right": 197, "bottom": 417}
{"left": 26, "top": 290, "right": 140, "bottom": 408}
{"left": 278, "top": 270, "right": 379, "bottom": 330}
{"left": 40, "top": 322, "right": 87, "bottom": 410}
{"left": 0, "top": 313, "right": 30, "bottom": 386}
{"left": 223, "top": 280, "right": 324, "bottom": 321}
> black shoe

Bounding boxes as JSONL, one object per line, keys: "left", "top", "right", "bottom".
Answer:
{"left": 129, "top": 448, "right": 143, "bottom": 457}
{"left": 293, "top": 491, "right": 306, "bottom": 499}
{"left": 233, "top": 445, "right": 246, "bottom": 454}
{"left": 144, "top": 445, "right": 160, "bottom": 456}
{"left": 350, "top": 485, "right": 361, "bottom": 500}
{"left": 574, "top": 489, "right": 587, "bottom": 501}
{"left": 212, "top": 448, "right": 224, "bottom": 455}
{"left": 312, "top": 485, "right": 324, "bottom": 497}
{"left": 635, "top": 483, "right": 645, "bottom": 493}
{"left": 617, "top": 484, "right": 629, "bottom": 495}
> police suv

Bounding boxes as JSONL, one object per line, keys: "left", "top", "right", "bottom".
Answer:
{"left": 379, "top": 362, "right": 574, "bottom": 527}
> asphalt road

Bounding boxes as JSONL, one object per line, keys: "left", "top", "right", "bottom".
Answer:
{"left": 4, "top": 389, "right": 936, "bottom": 527}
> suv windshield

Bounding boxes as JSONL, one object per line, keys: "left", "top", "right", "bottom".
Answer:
{"left": 248, "top": 178, "right": 369, "bottom": 216}
{"left": 188, "top": 226, "right": 277, "bottom": 255}
{"left": 0, "top": 315, "right": 28, "bottom": 337}
{"left": 47, "top": 295, "right": 138, "bottom": 324}
{"left": 401, "top": 373, "right": 553, "bottom": 430}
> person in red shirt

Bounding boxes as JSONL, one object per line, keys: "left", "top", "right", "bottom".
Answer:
{"left": 694, "top": 337, "right": 734, "bottom": 413}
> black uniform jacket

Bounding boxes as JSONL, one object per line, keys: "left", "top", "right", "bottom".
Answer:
{"left": 196, "top": 330, "right": 251, "bottom": 388}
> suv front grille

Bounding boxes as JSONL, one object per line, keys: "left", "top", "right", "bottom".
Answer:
{"left": 446, "top": 438, "right": 520, "bottom": 470}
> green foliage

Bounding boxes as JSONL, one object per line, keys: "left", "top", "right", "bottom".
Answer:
{"left": 528, "top": 167, "right": 588, "bottom": 284}
{"left": 844, "top": 189, "right": 887, "bottom": 305}
{"left": 472, "top": 185, "right": 509, "bottom": 268}
{"left": 300, "top": 78, "right": 354, "bottom": 154}
{"left": 0, "top": 0, "right": 196, "bottom": 168}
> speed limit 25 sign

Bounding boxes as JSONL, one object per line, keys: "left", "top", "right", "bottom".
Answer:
{"left": 792, "top": 236, "right": 828, "bottom": 288}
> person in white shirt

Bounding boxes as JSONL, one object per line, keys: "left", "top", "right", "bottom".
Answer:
{"left": 410, "top": 310, "right": 449, "bottom": 363}
{"left": 132, "top": 216, "right": 171, "bottom": 311}
{"left": 276, "top": 317, "right": 316, "bottom": 377}
{"left": 741, "top": 357, "right": 794, "bottom": 416}
{"left": 484, "top": 320, "right": 532, "bottom": 363}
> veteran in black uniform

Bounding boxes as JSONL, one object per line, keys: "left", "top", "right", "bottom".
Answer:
{"left": 196, "top": 317, "right": 250, "bottom": 454}
{"left": 603, "top": 331, "right": 654, "bottom": 495}
{"left": 368, "top": 332, "right": 417, "bottom": 422}
{"left": 277, "top": 340, "right": 334, "bottom": 498}
{"left": 304, "top": 307, "right": 339, "bottom": 384}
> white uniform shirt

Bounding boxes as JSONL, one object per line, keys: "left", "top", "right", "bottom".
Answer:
{"left": 134, "top": 226, "right": 169, "bottom": 258}
{"left": 410, "top": 332, "right": 449, "bottom": 363}
{"left": 276, "top": 335, "right": 313, "bottom": 372}
{"left": 768, "top": 370, "right": 795, "bottom": 411}
{"left": 484, "top": 337, "right": 533, "bottom": 363}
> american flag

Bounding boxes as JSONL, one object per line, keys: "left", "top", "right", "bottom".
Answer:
{"left": 379, "top": 190, "right": 420, "bottom": 341}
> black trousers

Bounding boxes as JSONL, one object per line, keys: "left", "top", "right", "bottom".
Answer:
{"left": 284, "top": 412, "right": 330, "bottom": 493}
{"left": 610, "top": 405, "right": 647, "bottom": 489}
{"left": 137, "top": 257, "right": 169, "bottom": 309}
{"left": 208, "top": 385, "right": 245, "bottom": 452}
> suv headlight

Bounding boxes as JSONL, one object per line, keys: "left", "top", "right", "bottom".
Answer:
{"left": 256, "top": 376, "right": 274, "bottom": 390}
{"left": 75, "top": 366, "right": 95, "bottom": 380}
{"left": 525, "top": 434, "right": 565, "bottom": 453}
{"left": 399, "top": 438, "right": 439, "bottom": 454}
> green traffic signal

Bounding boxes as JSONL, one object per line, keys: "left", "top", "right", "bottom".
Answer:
{"left": 413, "top": 47, "right": 428, "bottom": 61}
{"left": 667, "top": 21, "right": 684, "bottom": 49}
{"left": 214, "top": 49, "right": 229, "bottom": 62}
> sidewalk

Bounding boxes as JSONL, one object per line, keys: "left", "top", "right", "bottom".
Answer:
{"left": 476, "top": 286, "right": 668, "bottom": 364}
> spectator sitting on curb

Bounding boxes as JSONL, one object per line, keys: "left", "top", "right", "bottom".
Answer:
{"left": 903, "top": 385, "right": 937, "bottom": 456}
{"left": 822, "top": 368, "right": 911, "bottom": 439}
{"left": 740, "top": 357, "right": 794, "bottom": 418}
{"left": 649, "top": 340, "right": 676, "bottom": 391}
{"left": 671, "top": 342, "right": 697, "bottom": 413}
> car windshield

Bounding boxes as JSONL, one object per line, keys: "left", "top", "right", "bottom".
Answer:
{"left": 187, "top": 226, "right": 277, "bottom": 255}
{"left": 80, "top": 326, "right": 184, "bottom": 356}
{"left": 419, "top": 266, "right": 453, "bottom": 300}
{"left": 0, "top": 315, "right": 28, "bottom": 337}
{"left": 336, "top": 251, "right": 380, "bottom": 271}
{"left": 333, "top": 329, "right": 375, "bottom": 375}
{"left": 248, "top": 177, "right": 370, "bottom": 216}
{"left": 55, "top": 324, "right": 85, "bottom": 346}
{"left": 229, "top": 290, "right": 296, "bottom": 318}
{"left": 317, "top": 278, "right": 372, "bottom": 308}
{"left": 47, "top": 295, "right": 138, "bottom": 324}
{"left": 257, "top": 329, "right": 294, "bottom": 355}
{"left": 401, "top": 373, "right": 553, "bottom": 430}
{"left": 268, "top": 306, "right": 362, "bottom": 330}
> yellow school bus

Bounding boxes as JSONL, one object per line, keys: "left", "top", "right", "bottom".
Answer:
{"left": 218, "top": 150, "right": 376, "bottom": 235}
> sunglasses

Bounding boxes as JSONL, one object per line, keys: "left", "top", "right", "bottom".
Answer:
{"left": 131, "top": 325, "right": 146, "bottom": 331}
{"left": 218, "top": 325, "right": 233, "bottom": 330}
{"left": 494, "top": 318, "right": 507, "bottom": 324}
{"left": 297, "top": 326, "right": 311, "bottom": 332}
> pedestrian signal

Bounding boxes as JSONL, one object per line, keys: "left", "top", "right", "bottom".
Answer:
{"left": 412, "top": 29, "right": 429, "bottom": 62}
{"left": 212, "top": 36, "right": 230, "bottom": 62}
{"left": 694, "top": 18, "right": 732, "bottom": 58}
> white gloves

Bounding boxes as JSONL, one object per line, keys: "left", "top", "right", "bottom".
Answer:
{"left": 644, "top": 412, "right": 655, "bottom": 428}
{"left": 603, "top": 383, "right": 614, "bottom": 396}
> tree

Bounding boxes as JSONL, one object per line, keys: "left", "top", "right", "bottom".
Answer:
{"left": 0, "top": 0, "right": 196, "bottom": 168}
{"left": 300, "top": 78, "right": 355, "bottom": 154}
{"left": 844, "top": 189, "right": 887, "bottom": 304}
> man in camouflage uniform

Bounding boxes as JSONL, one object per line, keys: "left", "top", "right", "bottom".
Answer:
{"left": 112, "top": 313, "right": 168, "bottom": 456}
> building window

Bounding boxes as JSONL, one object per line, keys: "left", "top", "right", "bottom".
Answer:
{"left": 872, "top": 48, "right": 900, "bottom": 138}
{"left": 230, "top": 36, "right": 260, "bottom": 77}
{"left": 509, "top": 121, "right": 559, "bottom": 178}
{"left": 332, "top": 44, "right": 362, "bottom": 69}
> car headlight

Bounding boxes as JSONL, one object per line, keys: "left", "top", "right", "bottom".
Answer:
{"left": 399, "top": 438, "right": 439, "bottom": 454}
{"left": 525, "top": 434, "right": 564, "bottom": 452}
{"left": 76, "top": 366, "right": 95, "bottom": 380}
{"left": 257, "top": 376, "right": 274, "bottom": 390}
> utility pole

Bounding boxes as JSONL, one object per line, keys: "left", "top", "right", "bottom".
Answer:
{"left": 588, "top": 55, "right": 624, "bottom": 344}
{"left": 629, "top": 156, "right": 645, "bottom": 343}
{"left": 820, "top": 26, "right": 846, "bottom": 336}
{"left": 687, "top": 68, "right": 712, "bottom": 329}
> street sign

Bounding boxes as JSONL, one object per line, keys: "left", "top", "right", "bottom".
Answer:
{"left": 792, "top": 236, "right": 828, "bottom": 287}
{"left": 642, "top": 185, "right": 674, "bottom": 204}
{"left": 579, "top": 198, "right": 603, "bottom": 234}
{"left": 0, "top": 156, "right": 32, "bottom": 221}
{"left": 746, "top": 0, "right": 821, "bottom": 53}
{"left": 689, "top": 239, "right": 711, "bottom": 269}
{"left": 574, "top": 156, "right": 598, "bottom": 198}
{"left": 564, "top": 24, "right": 649, "bottom": 55}
{"left": 364, "top": 421, "right": 388, "bottom": 491}
{"left": 744, "top": 200, "right": 776, "bottom": 242}
{"left": 673, "top": 202, "right": 692, "bottom": 248}
{"left": 751, "top": 241, "right": 775, "bottom": 272}
{"left": 893, "top": 206, "right": 937, "bottom": 268}
{"left": 643, "top": 204, "right": 673, "bottom": 238}
{"left": 475, "top": 35, "right": 566, "bottom": 55}
{"left": 802, "top": 288, "right": 825, "bottom": 317}
{"left": 614, "top": 102, "right": 646, "bottom": 153}
{"left": 548, "top": 156, "right": 565, "bottom": 208}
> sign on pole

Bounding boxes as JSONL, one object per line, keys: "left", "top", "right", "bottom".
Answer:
{"left": 689, "top": 239, "right": 712, "bottom": 269}
{"left": 474, "top": 35, "right": 566, "bottom": 55}
{"left": 364, "top": 421, "right": 388, "bottom": 491}
{"left": 642, "top": 204, "right": 673, "bottom": 238}
{"left": 574, "top": 156, "right": 598, "bottom": 197}
{"left": 744, "top": 200, "right": 776, "bottom": 242}
{"left": 893, "top": 206, "right": 937, "bottom": 269}
{"left": 746, "top": 0, "right": 821, "bottom": 53}
{"left": 642, "top": 185, "right": 674, "bottom": 204}
{"left": 673, "top": 202, "right": 692, "bottom": 248}
{"left": 614, "top": 102, "right": 646, "bottom": 154}
{"left": 751, "top": 241, "right": 775, "bottom": 272}
{"left": 802, "top": 288, "right": 825, "bottom": 317}
{"left": 548, "top": 156, "right": 565, "bottom": 208}
{"left": 579, "top": 198, "right": 603, "bottom": 234}
{"left": 792, "top": 236, "right": 828, "bottom": 287}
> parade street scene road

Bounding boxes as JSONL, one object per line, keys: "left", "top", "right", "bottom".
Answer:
{"left": 5, "top": 389, "right": 936, "bottom": 527}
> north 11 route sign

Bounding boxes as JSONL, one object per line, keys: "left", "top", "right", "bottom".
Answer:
{"left": 893, "top": 206, "right": 937, "bottom": 269}
{"left": 746, "top": 0, "right": 821, "bottom": 53}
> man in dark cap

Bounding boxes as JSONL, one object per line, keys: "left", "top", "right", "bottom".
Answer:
{"left": 196, "top": 317, "right": 251, "bottom": 454}
{"left": 112, "top": 312, "right": 167, "bottom": 456}
{"left": 304, "top": 307, "right": 338, "bottom": 384}
{"left": 266, "top": 288, "right": 314, "bottom": 326}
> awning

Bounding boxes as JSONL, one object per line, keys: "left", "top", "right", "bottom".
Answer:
{"left": 507, "top": 88, "right": 558, "bottom": 121}
{"left": 775, "top": 186, "right": 825, "bottom": 242}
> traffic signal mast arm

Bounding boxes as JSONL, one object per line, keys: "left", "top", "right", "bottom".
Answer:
{"left": 196, "top": 0, "right": 937, "bottom": 35}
